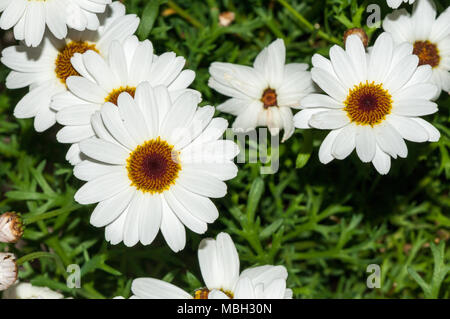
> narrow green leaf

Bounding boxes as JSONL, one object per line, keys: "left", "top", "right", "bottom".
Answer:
{"left": 137, "top": 0, "right": 160, "bottom": 40}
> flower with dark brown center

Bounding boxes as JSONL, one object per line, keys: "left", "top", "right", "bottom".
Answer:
{"left": 126, "top": 138, "right": 181, "bottom": 194}
{"left": 261, "top": 88, "right": 278, "bottom": 108}
{"left": 413, "top": 40, "right": 441, "bottom": 68}
{"left": 344, "top": 81, "right": 392, "bottom": 126}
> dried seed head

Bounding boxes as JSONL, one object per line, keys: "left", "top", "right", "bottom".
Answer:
{"left": 0, "top": 253, "right": 18, "bottom": 291}
{"left": 343, "top": 28, "right": 369, "bottom": 48}
{"left": 0, "top": 212, "right": 24, "bottom": 243}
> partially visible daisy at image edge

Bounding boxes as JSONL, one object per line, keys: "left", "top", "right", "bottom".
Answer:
{"left": 73, "top": 83, "right": 239, "bottom": 251}
{"left": 0, "top": 2, "right": 139, "bottom": 161}
{"left": 383, "top": 0, "right": 450, "bottom": 97}
{"left": 209, "top": 38, "right": 315, "bottom": 142}
{"left": 294, "top": 32, "right": 440, "bottom": 175}
{"left": 387, "top": 0, "right": 416, "bottom": 9}
{"left": 117, "top": 232, "right": 292, "bottom": 299}
{"left": 0, "top": 0, "right": 112, "bottom": 47}
{"left": 52, "top": 34, "right": 198, "bottom": 165}
{"left": 2, "top": 282, "right": 64, "bottom": 299}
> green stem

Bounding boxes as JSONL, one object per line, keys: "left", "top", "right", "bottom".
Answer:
{"left": 167, "top": 0, "right": 203, "bottom": 29}
{"left": 22, "top": 205, "right": 80, "bottom": 225}
{"left": 277, "top": 0, "right": 342, "bottom": 45}
{"left": 16, "top": 251, "right": 67, "bottom": 278}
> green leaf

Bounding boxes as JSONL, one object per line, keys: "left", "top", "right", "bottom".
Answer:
{"left": 137, "top": 0, "right": 160, "bottom": 40}
{"left": 246, "top": 177, "right": 264, "bottom": 223}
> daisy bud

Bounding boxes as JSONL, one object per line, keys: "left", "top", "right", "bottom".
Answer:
{"left": 0, "top": 253, "right": 18, "bottom": 291}
{"left": 219, "top": 12, "right": 235, "bottom": 27}
{"left": 0, "top": 212, "right": 24, "bottom": 243}
{"left": 343, "top": 28, "right": 368, "bottom": 48}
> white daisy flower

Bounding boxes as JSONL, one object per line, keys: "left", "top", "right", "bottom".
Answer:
{"left": 0, "top": 1, "right": 139, "bottom": 138}
{"left": 73, "top": 84, "right": 239, "bottom": 251}
{"left": 0, "top": 212, "right": 23, "bottom": 243}
{"left": 53, "top": 35, "right": 198, "bottom": 165}
{"left": 294, "top": 32, "right": 441, "bottom": 175}
{"left": 127, "top": 232, "right": 292, "bottom": 299}
{"left": 209, "top": 39, "right": 315, "bottom": 142}
{"left": 0, "top": 253, "right": 17, "bottom": 291}
{"left": 387, "top": 0, "right": 416, "bottom": 9}
{"left": 383, "top": 0, "right": 450, "bottom": 96}
{"left": 2, "top": 282, "right": 64, "bottom": 299}
{"left": 0, "top": 0, "right": 112, "bottom": 47}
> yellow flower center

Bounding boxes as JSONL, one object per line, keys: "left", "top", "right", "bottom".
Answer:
{"left": 261, "top": 88, "right": 278, "bottom": 108}
{"left": 55, "top": 41, "right": 99, "bottom": 84}
{"left": 413, "top": 40, "right": 440, "bottom": 68}
{"left": 193, "top": 288, "right": 234, "bottom": 299}
{"left": 344, "top": 81, "right": 392, "bottom": 126}
{"left": 126, "top": 138, "right": 181, "bottom": 194}
{"left": 105, "top": 86, "right": 137, "bottom": 105}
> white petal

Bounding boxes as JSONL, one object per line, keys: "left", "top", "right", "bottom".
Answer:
{"left": 372, "top": 145, "right": 391, "bottom": 175}
{"left": 355, "top": 125, "right": 376, "bottom": 163}
{"left": 309, "top": 110, "right": 350, "bottom": 130}
{"left": 79, "top": 137, "right": 129, "bottom": 165}
{"left": 131, "top": 278, "right": 191, "bottom": 299}
{"left": 331, "top": 124, "right": 356, "bottom": 160}
{"left": 90, "top": 189, "right": 135, "bottom": 227}
{"left": 160, "top": 198, "right": 186, "bottom": 252}
{"left": 74, "top": 171, "right": 130, "bottom": 205}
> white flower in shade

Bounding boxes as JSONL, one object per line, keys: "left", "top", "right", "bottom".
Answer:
{"left": 209, "top": 39, "right": 314, "bottom": 142}
{"left": 0, "top": 1, "right": 138, "bottom": 139}
{"left": 128, "top": 232, "right": 292, "bottom": 299}
{"left": 73, "top": 84, "right": 239, "bottom": 251}
{"left": 0, "top": 0, "right": 112, "bottom": 47}
{"left": 294, "top": 32, "right": 441, "bottom": 175}
{"left": 387, "top": 0, "right": 416, "bottom": 9}
{"left": 0, "top": 212, "right": 23, "bottom": 243}
{"left": 0, "top": 253, "right": 17, "bottom": 291}
{"left": 383, "top": 0, "right": 450, "bottom": 96}
{"left": 53, "top": 35, "right": 197, "bottom": 166}
{"left": 2, "top": 282, "right": 64, "bottom": 299}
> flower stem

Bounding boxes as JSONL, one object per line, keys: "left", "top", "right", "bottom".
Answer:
{"left": 16, "top": 251, "right": 67, "bottom": 277}
{"left": 167, "top": 0, "right": 203, "bottom": 29}
{"left": 277, "top": 0, "right": 342, "bottom": 45}
{"left": 22, "top": 205, "right": 80, "bottom": 225}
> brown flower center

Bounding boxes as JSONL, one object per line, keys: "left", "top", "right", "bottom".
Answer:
{"left": 55, "top": 41, "right": 99, "bottom": 84}
{"left": 105, "top": 86, "right": 137, "bottom": 105}
{"left": 261, "top": 88, "right": 278, "bottom": 108}
{"left": 126, "top": 138, "right": 181, "bottom": 194}
{"left": 344, "top": 81, "right": 392, "bottom": 126}
{"left": 413, "top": 40, "right": 440, "bottom": 68}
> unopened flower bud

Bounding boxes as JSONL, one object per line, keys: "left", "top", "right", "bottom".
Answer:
{"left": 0, "top": 212, "right": 24, "bottom": 243}
{"left": 219, "top": 12, "right": 235, "bottom": 27}
{"left": 0, "top": 253, "right": 18, "bottom": 291}
{"left": 343, "top": 28, "right": 369, "bottom": 48}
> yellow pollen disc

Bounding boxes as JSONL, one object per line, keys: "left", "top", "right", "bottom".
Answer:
{"left": 193, "top": 288, "right": 234, "bottom": 299}
{"left": 55, "top": 41, "right": 99, "bottom": 84}
{"left": 344, "top": 81, "right": 392, "bottom": 126}
{"left": 261, "top": 88, "right": 278, "bottom": 108}
{"left": 126, "top": 138, "right": 181, "bottom": 194}
{"left": 105, "top": 86, "right": 137, "bottom": 105}
{"left": 413, "top": 40, "right": 440, "bottom": 68}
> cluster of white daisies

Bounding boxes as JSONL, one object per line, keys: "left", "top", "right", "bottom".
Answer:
{"left": 0, "top": 0, "right": 449, "bottom": 299}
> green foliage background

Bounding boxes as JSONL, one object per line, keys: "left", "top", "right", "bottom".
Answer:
{"left": 1, "top": 0, "right": 449, "bottom": 299}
